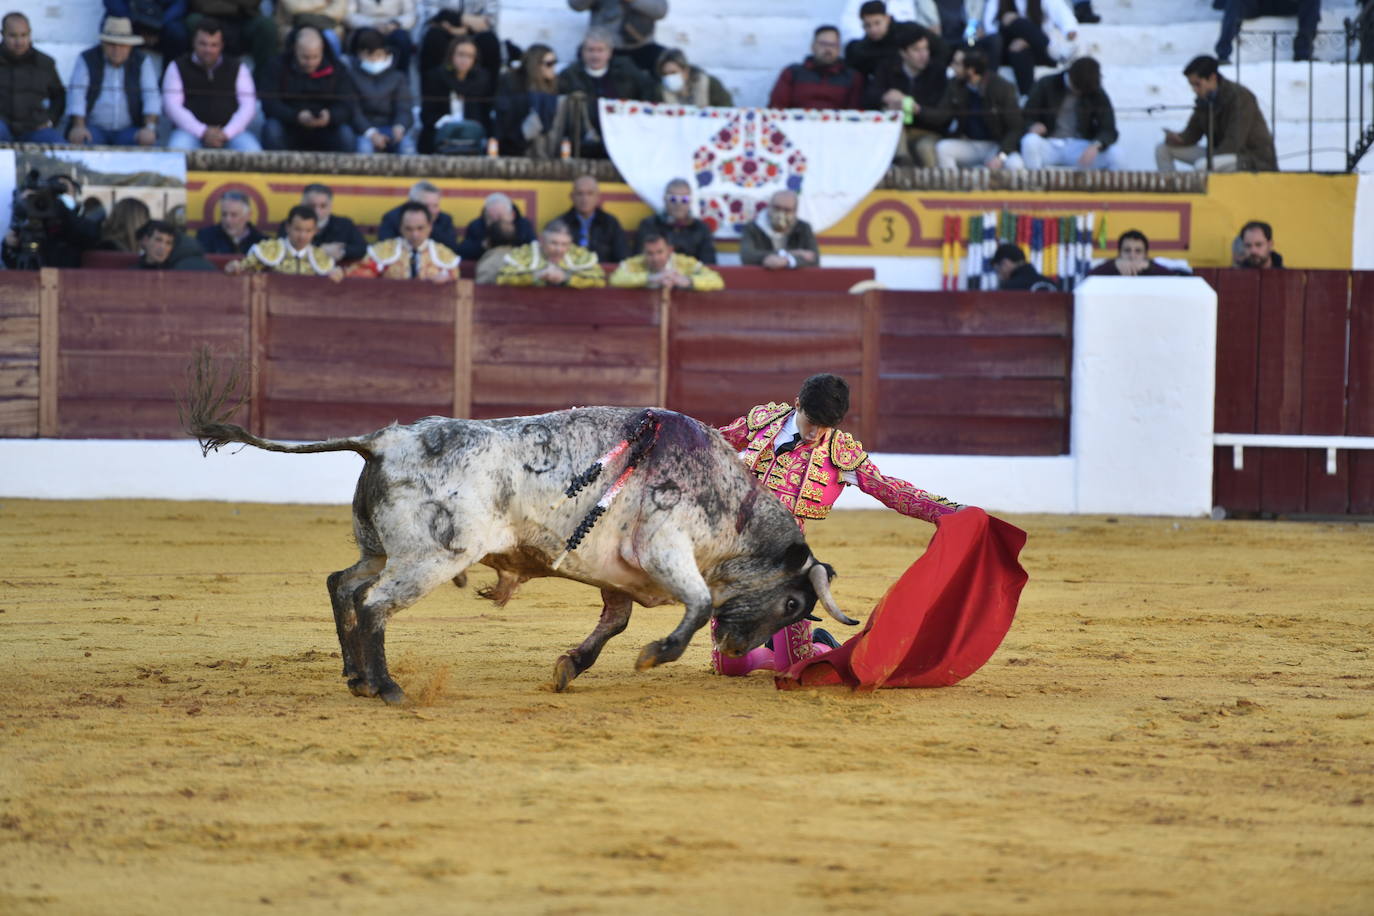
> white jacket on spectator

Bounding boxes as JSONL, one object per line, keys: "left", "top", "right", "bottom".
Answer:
{"left": 422, "top": 0, "right": 499, "bottom": 28}
{"left": 347, "top": 0, "right": 418, "bottom": 31}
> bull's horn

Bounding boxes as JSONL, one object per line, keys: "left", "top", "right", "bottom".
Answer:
{"left": 808, "top": 562, "right": 858, "bottom": 626}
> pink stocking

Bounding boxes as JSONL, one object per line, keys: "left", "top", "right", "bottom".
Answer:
{"left": 710, "top": 618, "right": 774, "bottom": 676}
{"left": 770, "top": 619, "right": 833, "bottom": 670}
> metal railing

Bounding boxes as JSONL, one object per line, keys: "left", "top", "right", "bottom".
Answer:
{"left": 1234, "top": 18, "right": 1373, "bottom": 171}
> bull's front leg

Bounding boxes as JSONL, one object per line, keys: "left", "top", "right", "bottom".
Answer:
{"left": 633, "top": 555, "right": 715, "bottom": 671}
{"left": 551, "top": 588, "right": 634, "bottom": 692}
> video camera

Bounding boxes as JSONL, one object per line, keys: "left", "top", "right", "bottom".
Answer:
{"left": 7, "top": 170, "right": 77, "bottom": 270}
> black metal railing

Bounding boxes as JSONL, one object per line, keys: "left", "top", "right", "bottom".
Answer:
{"left": 1234, "top": 20, "right": 1373, "bottom": 171}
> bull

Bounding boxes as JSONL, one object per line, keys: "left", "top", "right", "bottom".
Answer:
{"left": 182, "top": 352, "right": 854, "bottom": 704}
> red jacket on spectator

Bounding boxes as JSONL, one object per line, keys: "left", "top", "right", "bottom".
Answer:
{"left": 768, "top": 56, "right": 863, "bottom": 110}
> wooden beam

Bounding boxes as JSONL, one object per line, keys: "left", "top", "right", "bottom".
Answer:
{"left": 38, "top": 268, "right": 59, "bottom": 437}
{"left": 249, "top": 274, "right": 267, "bottom": 436}
{"left": 657, "top": 286, "right": 671, "bottom": 408}
{"left": 453, "top": 279, "right": 474, "bottom": 418}
{"left": 859, "top": 288, "right": 880, "bottom": 449}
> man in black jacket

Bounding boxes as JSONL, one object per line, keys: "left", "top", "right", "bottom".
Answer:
{"left": 558, "top": 175, "right": 629, "bottom": 264}
{"left": 866, "top": 26, "right": 947, "bottom": 166}
{"left": 454, "top": 192, "right": 537, "bottom": 262}
{"left": 931, "top": 48, "right": 1024, "bottom": 170}
{"left": 557, "top": 27, "right": 654, "bottom": 158}
{"left": 0, "top": 12, "right": 65, "bottom": 143}
{"left": 135, "top": 219, "right": 215, "bottom": 271}
{"left": 259, "top": 27, "right": 354, "bottom": 152}
{"left": 846, "top": 0, "right": 939, "bottom": 79}
{"left": 196, "top": 189, "right": 264, "bottom": 254}
{"left": 992, "top": 243, "right": 1057, "bottom": 291}
{"left": 291, "top": 183, "right": 367, "bottom": 263}
{"left": 634, "top": 178, "right": 716, "bottom": 265}
{"left": 1020, "top": 57, "right": 1117, "bottom": 170}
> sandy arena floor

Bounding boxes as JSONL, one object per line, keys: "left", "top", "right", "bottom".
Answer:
{"left": 1, "top": 498, "right": 1372, "bottom": 915}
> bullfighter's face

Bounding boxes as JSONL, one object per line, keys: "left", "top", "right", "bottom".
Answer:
{"left": 286, "top": 215, "right": 317, "bottom": 252}
{"left": 400, "top": 209, "right": 432, "bottom": 249}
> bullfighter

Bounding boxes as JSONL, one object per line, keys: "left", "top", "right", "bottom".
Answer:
{"left": 714, "top": 373, "right": 964, "bottom": 675}
{"left": 349, "top": 201, "right": 460, "bottom": 282}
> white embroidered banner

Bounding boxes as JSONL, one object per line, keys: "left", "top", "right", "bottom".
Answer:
{"left": 600, "top": 100, "right": 901, "bottom": 239}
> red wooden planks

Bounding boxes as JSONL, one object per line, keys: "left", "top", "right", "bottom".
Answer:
{"left": 269, "top": 316, "right": 455, "bottom": 366}
{"left": 0, "top": 272, "right": 40, "bottom": 316}
{"left": 671, "top": 289, "right": 860, "bottom": 334}
{"left": 474, "top": 286, "right": 657, "bottom": 327}
{"left": 1210, "top": 269, "right": 1262, "bottom": 433}
{"left": 268, "top": 275, "right": 456, "bottom": 324}
{"left": 1299, "top": 271, "right": 1349, "bottom": 435}
{"left": 880, "top": 291, "right": 1071, "bottom": 336}
{"left": 262, "top": 399, "right": 453, "bottom": 440}
{"left": 673, "top": 329, "right": 862, "bottom": 374}
{"left": 878, "top": 377, "right": 1065, "bottom": 418}
{"left": 1258, "top": 448, "right": 1308, "bottom": 514}
{"left": 1350, "top": 272, "right": 1374, "bottom": 436}
{"left": 1254, "top": 270, "right": 1307, "bottom": 435}
{"left": 471, "top": 364, "right": 657, "bottom": 410}
{"left": 265, "top": 360, "right": 453, "bottom": 405}
{"left": 878, "top": 416, "right": 1066, "bottom": 456}
{"left": 880, "top": 335, "right": 1069, "bottom": 378}
{"left": 474, "top": 324, "right": 660, "bottom": 368}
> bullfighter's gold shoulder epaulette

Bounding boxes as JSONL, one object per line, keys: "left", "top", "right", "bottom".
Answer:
{"left": 747, "top": 402, "right": 792, "bottom": 431}
{"left": 830, "top": 429, "right": 867, "bottom": 471}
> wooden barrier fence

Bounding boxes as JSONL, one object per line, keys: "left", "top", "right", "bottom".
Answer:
{"left": 0, "top": 270, "right": 1072, "bottom": 458}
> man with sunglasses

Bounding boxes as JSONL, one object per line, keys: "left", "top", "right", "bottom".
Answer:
{"left": 632, "top": 178, "right": 717, "bottom": 265}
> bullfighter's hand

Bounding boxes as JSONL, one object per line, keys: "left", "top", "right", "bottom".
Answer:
{"left": 322, "top": 241, "right": 345, "bottom": 260}
{"left": 542, "top": 265, "right": 568, "bottom": 284}
{"left": 327, "top": 267, "right": 344, "bottom": 283}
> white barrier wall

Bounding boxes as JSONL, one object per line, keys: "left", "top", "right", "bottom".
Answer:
{"left": 0, "top": 279, "right": 1218, "bottom": 515}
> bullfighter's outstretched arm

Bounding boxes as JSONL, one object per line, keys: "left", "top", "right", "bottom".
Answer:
{"left": 717, "top": 414, "right": 753, "bottom": 450}
{"left": 851, "top": 458, "right": 963, "bottom": 525}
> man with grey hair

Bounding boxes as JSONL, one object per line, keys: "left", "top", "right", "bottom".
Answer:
{"left": 739, "top": 189, "right": 820, "bottom": 270}
{"left": 379, "top": 180, "right": 460, "bottom": 252}
{"left": 566, "top": 0, "right": 667, "bottom": 73}
{"left": 496, "top": 218, "right": 605, "bottom": 287}
{"left": 196, "top": 190, "right": 265, "bottom": 255}
{"left": 633, "top": 178, "right": 716, "bottom": 264}
{"left": 557, "top": 26, "right": 655, "bottom": 158}
{"left": 289, "top": 183, "right": 368, "bottom": 262}
{"left": 456, "top": 191, "right": 537, "bottom": 261}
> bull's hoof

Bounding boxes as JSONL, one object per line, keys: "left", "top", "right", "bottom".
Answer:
{"left": 347, "top": 677, "right": 370, "bottom": 697}
{"left": 379, "top": 683, "right": 407, "bottom": 706}
{"left": 551, "top": 655, "right": 579, "bottom": 692}
{"left": 452, "top": 572, "right": 468, "bottom": 589}
{"left": 636, "top": 640, "right": 673, "bottom": 671}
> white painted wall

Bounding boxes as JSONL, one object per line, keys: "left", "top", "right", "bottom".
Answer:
{"left": 0, "top": 279, "right": 1220, "bottom": 516}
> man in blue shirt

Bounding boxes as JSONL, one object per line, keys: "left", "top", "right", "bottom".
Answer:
{"left": 556, "top": 175, "right": 628, "bottom": 265}
{"left": 66, "top": 16, "right": 160, "bottom": 146}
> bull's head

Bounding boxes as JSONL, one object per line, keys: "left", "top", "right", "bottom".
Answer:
{"left": 712, "top": 542, "right": 856, "bottom": 658}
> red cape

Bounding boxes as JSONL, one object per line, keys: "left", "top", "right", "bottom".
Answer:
{"left": 776, "top": 508, "right": 1028, "bottom": 690}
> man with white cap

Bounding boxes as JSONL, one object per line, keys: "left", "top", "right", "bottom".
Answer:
{"left": 66, "top": 16, "right": 160, "bottom": 146}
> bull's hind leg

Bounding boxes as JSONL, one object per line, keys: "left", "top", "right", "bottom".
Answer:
{"left": 327, "top": 555, "right": 386, "bottom": 680}
{"left": 551, "top": 588, "right": 634, "bottom": 692}
{"left": 350, "top": 556, "right": 469, "bottom": 705}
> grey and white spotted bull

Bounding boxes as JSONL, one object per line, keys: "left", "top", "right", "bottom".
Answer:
{"left": 182, "top": 356, "right": 854, "bottom": 704}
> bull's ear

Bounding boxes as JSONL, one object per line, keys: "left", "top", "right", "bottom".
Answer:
{"left": 821, "top": 561, "right": 836, "bottom": 581}
{"left": 781, "top": 542, "right": 810, "bottom": 572}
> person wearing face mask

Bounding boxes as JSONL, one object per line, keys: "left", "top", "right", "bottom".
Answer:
{"left": 344, "top": 0, "right": 416, "bottom": 71}
{"left": 259, "top": 26, "right": 356, "bottom": 152}
{"left": 1156, "top": 55, "right": 1275, "bottom": 173}
{"left": 557, "top": 27, "right": 655, "bottom": 158}
{"left": 739, "top": 190, "right": 820, "bottom": 270}
{"left": 349, "top": 27, "right": 415, "bottom": 154}
{"left": 653, "top": 48, "right": 732, "bottom": 107}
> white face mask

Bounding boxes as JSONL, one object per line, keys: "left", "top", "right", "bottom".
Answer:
{"left": 946, "top": 66, "right": 956, "bottom": 80}
{"left": 661, "top": 71, "right": 685, "bottom": 93}
{"left": 585, "top": 65, "right": 609, "bottom": 78}
{"left": 360, "top": 56, "right": 392, "bottom": 75}
{"left": 59, "top": 193, "right": 77, "bottom": 210}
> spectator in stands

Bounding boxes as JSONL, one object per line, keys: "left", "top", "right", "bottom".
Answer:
{"left": 419, "top": 1, "right": 500, "bottom": 82}
{"left": 569, "top": 0, "right": 668, "bottom": 74}
{"left": 135, "top": 218, "right": 215, "bottom": 271}
{"left": 350, "top": 201, "right": 461, "bottom": 282}
{"left": 186, "top": 0, "right": 276, "bottom": 76}
{"left": 655, "top": 48, "right": 733, "bottom": 107}
{"left": 455, "top": 191, "right": 537, "bottom": 261}
{"left": 1019, "top": 56, "right": 1116, "bottom": 170}
{"left": 103, "top": 0, "right": 190, "bottom": 72}
{"left": 991, "top": 242, "right": 1057, "bottom": 290}
{"left": 493, "top": 44, "right": 565, "bottom": 157}
{"left": 163, "top": 18, "right": 262, "bottom": 151}
{"left": 558, "top": 175, "right": 629, "bottom": 265}
{"left": 496, "top": 218, "right": 606, "bottom": 287}
{"left": 275, "top": 0, "right": 348, "bottom": 55}
{"left": 197, "top": 190, "right": 265, "bottom": 255}
{"left": 225, "top": 204, "right": 345, "bottom": 280}
{"left": 65, "top": 17, "right": 161, "bottom": 147}
{"left": 931, "top": 48, "right": 1024, "bottom": 169}
{"left": 1155, "top": 55, "right": 1276, "bottom": 173}
{"left": 98, "top": 197, "right": 152, "bottom": 252}
{"left": 420, "top": 34, "right": 491, "bottom": 155}
{"left": 0, "top": 12, "right": 65, "bottom": 143}
{"left": 380, "top": 181, "right": 461, "bottom": 252}
{"left": 292, "top": 183, "right": 367, "bottom": 262}
{"left": 559, "top": 27, "right": 655, "bottom": 158}
{"left": 980, "top": 0, "right": 1079, "bottom": 96}
{"left": 1088, "top": 230, "right": 1187, "bottom": 276}
{"left": 739, "top": 190, "right": 820, "bottom": 270}
{"left": 846, "top": 1, "right": 935, "bottom": 79}
{"left": 610, "top": 231, "right": 723, "bottom": 289}
{"left": 634, "top": 179, "right": 717, "bottom": 264}
{"left": 769, "top": 25, "right": 864, "bottom": 110}
{"left": 866, "top": 26, "right": 947, "bottom": 167}
{"left": 349, "top": 27, "right": 415, "bottom": 155}
{"left": 1235, "top": 220, "right": 1284, "bottom": 268}
{"left": 261, "top": 27, "right": 356, "bottom": 153}
{"left": 345, "top": 0, "right": 416, "bottom": 72}
{"left": 1215, "top": 0, "right": 1319, "bottom": 64}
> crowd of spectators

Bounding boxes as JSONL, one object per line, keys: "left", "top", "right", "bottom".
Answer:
{"left": 0, "top": 1, "right": 1317, "bottom": 172}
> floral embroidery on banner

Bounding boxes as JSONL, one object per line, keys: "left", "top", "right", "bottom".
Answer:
{"left": 693, "top": 110, "right": 806, "bottom": 234}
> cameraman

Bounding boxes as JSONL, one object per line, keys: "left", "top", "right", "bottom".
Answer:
{"left": 3, "top": 175, "right": 103, "bottom": 270}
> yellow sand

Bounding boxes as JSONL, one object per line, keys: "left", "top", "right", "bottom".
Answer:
{"left": 1, "top": 499, "right": 1371, "bottom": 915}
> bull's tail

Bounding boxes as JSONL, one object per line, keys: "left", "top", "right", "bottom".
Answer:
{"left": 179, "top": 346, "right": 374, "bottom": 459}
